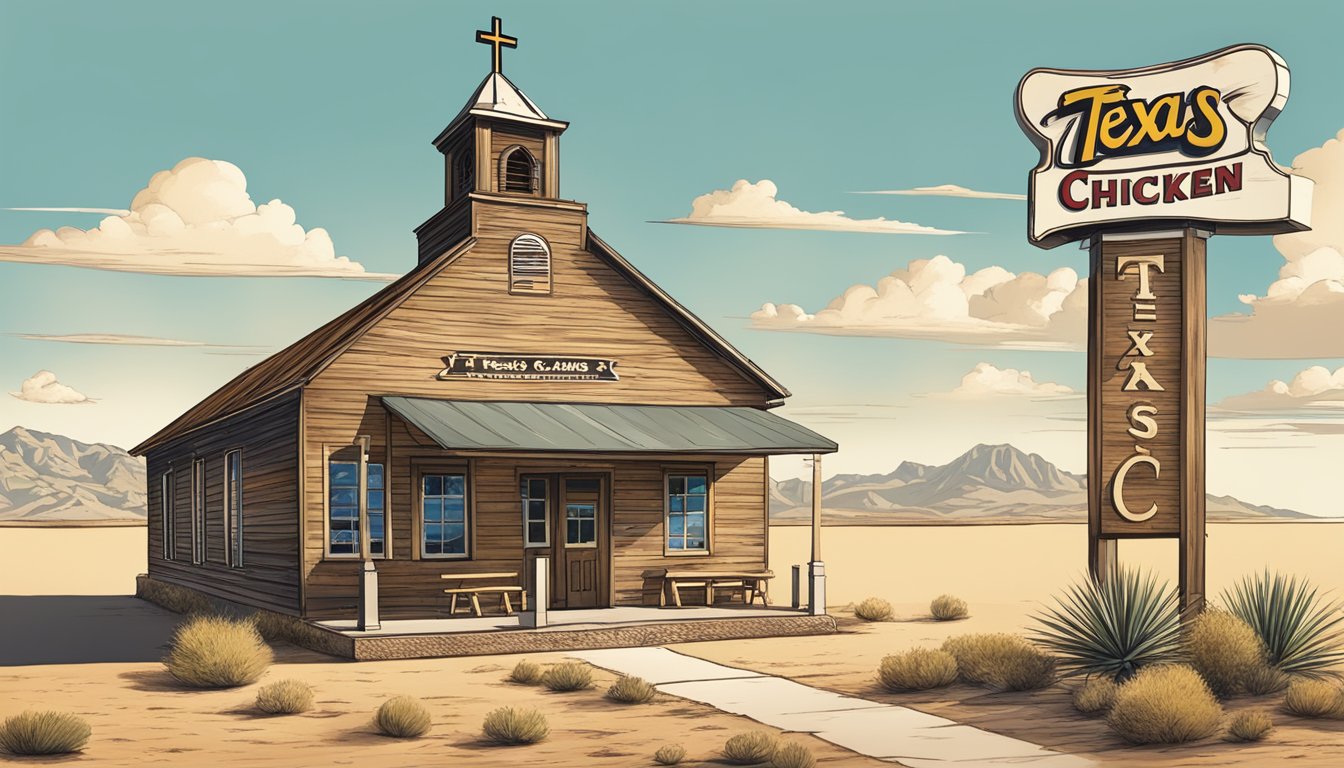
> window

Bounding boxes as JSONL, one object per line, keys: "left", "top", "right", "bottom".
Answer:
{"left": 225, "top": 450, "right": 243, "bottom": 568}
{"left": 521, "top": 476, "right": 549, "bottom": 547}
{"left": 191, "top": 458, "right": 206, "bottom": 564}
{"left": 566, "top": 503, "right": 596, "bottom": 547}
{"left": 455, "top": 148, "right": 474, "bottom": 196}
{"left": 501, "top": 146, "right": 537, "bottom": 193}
{"left": 161, "top": 472, "right": 175, "bottom": 560}
{"left": 666, "top": 473, "right": 708, "bottom": 552}
{"left": 328, "top": 461, "right": 386, "bottom": 557}
{"left": 508, "top": 233, "right": 551, "bottom": 294}
{"left": 421, "top": 472, "right": 468, "bottom": 557}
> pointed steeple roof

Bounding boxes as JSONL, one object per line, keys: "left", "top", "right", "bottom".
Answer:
{"left": 437, "top": 72, "right": 568, "bottom": 145}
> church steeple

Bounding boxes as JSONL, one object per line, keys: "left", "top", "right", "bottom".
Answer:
{"left": 416, "top": 17, "right": 572, "bottom": 263}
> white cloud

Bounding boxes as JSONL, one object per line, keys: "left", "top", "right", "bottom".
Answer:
{"left": 8, "top": 332, "right": 264, "bottom": 352}
{"left": 9, "top": 371, "right": 94, "bottom": 405}
{"left": 1208, "top": 128, "right": 1344, "bottom": 357}
{"left": 751, "top": 254, "right": 1086, "bottom": 348}
{"left": 942, "top": 363, "right": 1075, "bottom": 398}
{"left": 0, "top": 158, "right": 397, "bottom": 280}
{"left": 1218, "top": 365, "right": 1344, "bottom": 412}
{"left": 852, "top": 184, "right": 1026, "bottom": 201}
{"left": 657, "top": 179, "right": 964, "bottom": 235}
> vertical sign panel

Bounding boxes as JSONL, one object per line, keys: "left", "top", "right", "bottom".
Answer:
{"left": 1089, "top": 233, "right": 1205, "bottom": 540}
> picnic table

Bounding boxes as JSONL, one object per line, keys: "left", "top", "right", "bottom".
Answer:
{"left": 643, "top": 568, "right": 774, "bottom": 608}
{"left": 441, "top": 572, "right": 526, "bottom": 616}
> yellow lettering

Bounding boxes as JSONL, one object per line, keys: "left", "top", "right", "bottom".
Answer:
{"left": 1186, "top": 87, "right": 1226, "bottom": 149}
{"left": 1099, "top": 106, "right": 1133, "bottom": 150}
{"left": 1060, "top": 85, "right": 1127, "bottom": 165}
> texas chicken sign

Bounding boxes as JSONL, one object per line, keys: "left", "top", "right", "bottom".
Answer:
{"left": 1016, "top": 44, "right": 1312, "bottom": 248}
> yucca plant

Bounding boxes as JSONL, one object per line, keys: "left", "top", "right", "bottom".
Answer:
{"left": 1223, "top": 570, "right": 1344, "bottom": 677}
{"left": 1032, "top": 565, "right": 1182, "bottom": 682}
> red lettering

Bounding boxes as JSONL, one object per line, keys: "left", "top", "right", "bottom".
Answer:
{"left": 1215, "top": 162, "right": 1242, "bottom": 194}
{"left": 1133, "top": 176, "right": 1158, "bottom": 204}
{"left": 1190, "top": 168, "right": 1213, "bottom": 198}
{"left": 1163, "top": 172, "right": 1189, "bottom": 203}
{"left": 1092, "top": 178, "right": 1117, "bottom": 208}
{"left": 1060, "top": 170, "right": 1089, "bottom": 211}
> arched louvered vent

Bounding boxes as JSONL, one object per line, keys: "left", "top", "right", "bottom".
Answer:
{"left": 500, "top": 146, "right": 539, "bottom": 194}
{"left": 509, "top": 233, "right": 552, "bottom": 294}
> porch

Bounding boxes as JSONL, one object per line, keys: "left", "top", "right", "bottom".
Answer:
{"left": 312, "top": 604, "right": 837, "bottom": 661}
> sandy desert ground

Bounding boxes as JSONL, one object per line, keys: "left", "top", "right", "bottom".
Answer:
{"left": 3, "top": 523, "right": 1343, "bottom": 766}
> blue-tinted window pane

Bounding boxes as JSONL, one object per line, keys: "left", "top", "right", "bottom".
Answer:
{"left": 330, "top": 462, "right": 358, "bottom": 486}
{"left": 445, "top": 475, "right": 465, "bottom": 496}
{"left": 669, "top": 496, "right": 683, "bottom": 513}
{"left": 687, "top": 514, "right": 705, "bottom": 538}
{"left": 367, "top": 490, "right": 384, "bottom": 511}
{"left": 444, "top": 496, "right": 465, "bottom": 521}
{"left": 425, "top": 540, "right": 442, "bottom": 555}
{"left": 669, "top": 515, "right": 684, "bottom": 535}
{"left": 687, "top": 494, "right": 706, "bottom": 513}
{"left": 367, "top": 463, "right": 384, "bottom": 489}
{"left": 687, "top": 538, "right": 705, "bottom": 550}
{"left": 331, "top": 487, "right": 358, "bottom": 507}
{"left": 445, "top": 523, "right": 466, "bottom": 554}
{"left": 424, "top": 475, "right": 442, "bottom": 496}
{"left": 687, "top": 475, "right": 708, "bottom": 494}
{"left": 668, "top": 538, "right": 684, "bottom": 550}
{"left": 423, "top": 498, "right": 442, "bottom": 523}
{"left": 669, "top": 476, "right": 685, "bottom": 495}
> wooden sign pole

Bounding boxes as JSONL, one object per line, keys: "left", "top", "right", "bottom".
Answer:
{"left": 1086, "top": 227, "right": 1206, "bottom": 617}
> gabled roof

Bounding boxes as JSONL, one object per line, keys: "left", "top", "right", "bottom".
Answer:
{"left": 436, "top": 72, "right": 568, "bottom": 144}
{"left": 131, "top": 229, "right": 791, "bottom": 456}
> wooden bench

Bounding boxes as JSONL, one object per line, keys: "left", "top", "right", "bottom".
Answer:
{"left": 644, "top": 569, "right": 774, "bottom": 608}
{"left": 440, "top": 572, "right": 527, "bottom": 617}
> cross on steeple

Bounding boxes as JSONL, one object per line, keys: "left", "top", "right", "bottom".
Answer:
{"left": 475, "top": 16, "right": 517, "bottom": 75}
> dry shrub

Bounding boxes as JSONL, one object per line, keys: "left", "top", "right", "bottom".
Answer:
{"left": 605, "top": 675, "right": 657, "bottom": 704}
{"left": 654, "top": 744, "right": 687, "bottom": 765}
{"left": 722, "top": 730, "right": 778, "bottom": 765}
{"left": 1243, "top": 665, "right": 1291, "bottom": 696}
{"left": 1072, "top": 676, "right": 1119, "bottom": 715}
{"left": 1186, "top": 609, "right": 1267, "bottom": 697}
{"left": 255, "top": 679, "right": 314, "bottom": 715}
{"left": 942, "top": 633, "right": 1056, "bottom": 691}
{"left": 853, "top": 597, "right": 894, "bottom": 622}
{"left": 373, "top": 695, "right": 431, "bottom": 738}
{"left": 1226, "top": 709, "right": 1274, "bottom": 742}
{"left": 771, "top": 740, "right": 816, "bottom": 768}
{"left": 1283, "top": 678, "right": 1344, "bottom": 718}
{"left": 482, "top": 706, "right": 548, "bottom": 745}
{"left": 0, "top": 711, "right": 90, "bottom": 756}
{"left": 541, "top": 661, "right": 593, "bottom": 692}
{"left": 163, "top": 615, "right": 272, "bottom": 688}
{"left": 877, "top": 648, "right": 958, "bottom": 692}
{"left": 930, "top": 594, "right": 969, "bottom": 621}
{"left": 507, "top": 660, "right": 543, "bottom": 685}
{"left": 1107, "top": 665, "right": 1223, "bottom": 744}
{"left": 138, "top": 577, "right": 213, "bottom": 615}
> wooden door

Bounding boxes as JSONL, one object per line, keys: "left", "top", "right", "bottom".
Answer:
{"left": 556, "top": 476, "right": 603, "bottom": 608}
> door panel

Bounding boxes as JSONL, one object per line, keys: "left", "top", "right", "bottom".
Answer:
{"left": 556, "top": 476, "right": 603, "bottom": 608}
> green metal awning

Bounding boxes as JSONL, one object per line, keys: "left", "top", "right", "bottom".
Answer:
{"left": 381, "top": 397, "right": 837, "bottom": 455}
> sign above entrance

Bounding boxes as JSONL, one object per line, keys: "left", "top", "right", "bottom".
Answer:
{"left": 1016, "top": 44, "right": 1312, "bottom": 249}
{"left": 436, "top": 352, "right": 620, "bottom": 382}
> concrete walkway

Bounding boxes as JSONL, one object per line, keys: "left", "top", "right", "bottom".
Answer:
{"left": 573, "top": 647, "right": 1094, "bottom": 768}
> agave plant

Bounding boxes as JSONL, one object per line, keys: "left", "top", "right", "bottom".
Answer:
{"left": 1031, "top": 565, "right": 1182, "bottom": 683}
{"left": 1222, "top": 570, "right": 1344, "bottom": 677}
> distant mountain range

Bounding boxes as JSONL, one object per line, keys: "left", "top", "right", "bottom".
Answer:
{"left": 0, "top": 427, "right": 146, "bottom": 523}
{"left": 0, "top": 429, "right": 1309, "bottom": 525}
{"left": 772, "top": 443, "right": 1310, "bottom": 524}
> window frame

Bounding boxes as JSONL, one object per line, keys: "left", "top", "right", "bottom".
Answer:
{"left": 160, "top": 471, "right": 175, "bottom": 560}
{"left": 520, "top": 474, "right": 550, "bottom": 548}
{"left": 190, "top": 458, "right": 206, "bottom": 565}
{"left": 498, "top": 144, "right": 539, "bottom": 194}
{"left": 417, "top": 465, "right": 471, "bottom": 560}
{"left": 323, "top": 452, "right": 387, "bottom": 560}
{"left": 663, "top": 467, "right": 712, "bottom": 556}
{"left": 224, "top": 449, "right": 243, "bottom": 568}
{"left": 507, "top": 233, "right": 553, "bottom": 296}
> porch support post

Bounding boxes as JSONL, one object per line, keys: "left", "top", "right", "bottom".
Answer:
{"left": 355, "top": 435, "right": 380, "bottom": 631}
{"left": 520, "top": 556, "right": 549, "bottom": 628}
{"left": 808, "top": 453, "right": 826, "bottom": 616}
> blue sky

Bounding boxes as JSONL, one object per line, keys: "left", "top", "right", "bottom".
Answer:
{"left": 3, "top": 1, "right": 1344, "bottom": 514}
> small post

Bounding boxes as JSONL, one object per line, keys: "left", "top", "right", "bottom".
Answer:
{"left": 520, "top": 556, "right": 549, "bottom": 628}
{"left": 791, "top": 564, "right": 802, "bottom": 610}
{"left": 808, "top": 561, "right": 826, "bottom": 616}
{"left": 810, "top": 453, "right": 822, "bottom": 563}
{"left": 806, "top": 453, "right": 826, "bottom": 616}
{"left": 358, "top": 559, "right": 380, "bottom": 631}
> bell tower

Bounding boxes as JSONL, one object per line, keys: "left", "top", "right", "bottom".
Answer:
{"left": 415, "top": 17, "right": 573, "bottom": 263}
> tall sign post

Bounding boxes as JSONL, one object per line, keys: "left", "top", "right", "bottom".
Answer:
{"left": 1016, "top": 45, "right": 1311, "bottom": 616}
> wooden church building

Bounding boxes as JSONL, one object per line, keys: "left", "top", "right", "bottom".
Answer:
{"left": 132, "top": 19, "right": 836, "bottom": 626}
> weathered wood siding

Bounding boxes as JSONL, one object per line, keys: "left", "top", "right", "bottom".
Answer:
{"left": 145, "top": 391, "right": 302, "bottom": 615}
